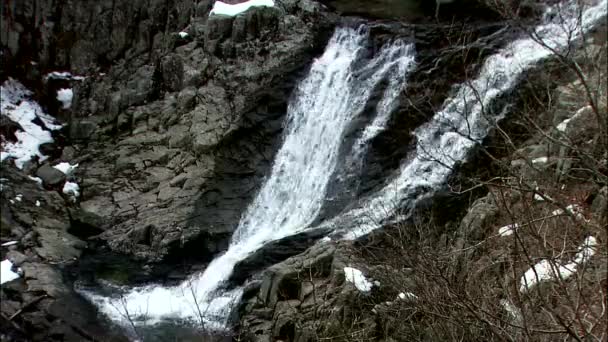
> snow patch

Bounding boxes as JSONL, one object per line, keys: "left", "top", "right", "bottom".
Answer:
{"left": 63, "top": 181, "right": 80, "bottom": 197}
{"left": 1, "top": 78, "right": 62, "bottom": 169}
{"left": 532, "top": 157, "right": 548, "bottom": 164}
{"left": 498, "top": 223, "right": 519, "bottom": 237}
{"left": 35, "top": 200, "right": 41, "bottom": 207}
{"left": 520, "top": 236, "right": 597, "bottom": 292}
{"left": 1, "top": 259, "right": 20, "bottom": 284}
{"left": 344, "top": 267, "right": 374, "bottom": 292}
{"left": 28, "top": 176, "right": 43, "bottom": 187}
{"left": 1, "top": 241, "right": 18, "bottom": 247}
{"left": 398, "top": 292, "right": 417, "bottom": 301}
{"left": 556, "top": 105, "right": 591, "bottom": 132}
{"left": 53, "top": 162, "right": 79, "bottom": 175}
{"left": 44, "top": 71, "right": 85, "bottom": 81}
{"left": 210, "top": 0, "right": 274, "bottom": 17}
{"left": 178, "top": 31, "right": 189, "bottom": 38}
{"left": 56, "top": 88, "right": 73, "bottom": 109}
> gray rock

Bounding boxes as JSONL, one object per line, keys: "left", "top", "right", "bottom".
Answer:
{"left": 36, "top": 164, "right": 66, "bottom": 187}
{"left": 161, "top": 54, "right": 185, "bottom": 92}
{"left": 458, "top": 193, "right": 499, "bottom": 241}
{"left": 21, "top": 262, "right": 69, "bottom": 297}
{"left": 34, "top": 227, "right": 86, "bottom": 262}
{"left": 177, "top": 86, "right": 198, "bottom": 112}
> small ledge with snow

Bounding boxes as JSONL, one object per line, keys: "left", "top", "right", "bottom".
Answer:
{"left": 210, "top": 0, "right": 274, "bottom": 17}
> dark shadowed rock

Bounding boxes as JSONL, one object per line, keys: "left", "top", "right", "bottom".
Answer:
{"left": 230, "top": 228, "right": 332, "bottom": 286}
{"left": 36, "top": 163, "right": 66, "bottom": 187}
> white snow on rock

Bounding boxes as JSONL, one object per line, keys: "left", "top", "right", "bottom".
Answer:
{"left": 556, "top": 105, "right": 591, "bottom": 132}
{"left": 520, "top": 236, "right": 597, "bottom": 292}
{"left": 398, "top": 292, "right": 417, "bottom": 301}
{"left": 551, "top": 204, "right": 586, "bottom": 221}
{"left": 35, "top": 200, "right": 41, "bottom": 207}
{"left": 344, "top": 267, "right": 374, "bottom": 292}
{"left": 532, "top": 157, "right": 548, "bottom": 164}
{"left": 1, "top": 241, "right": 18, "bottom": 247}
{"left": 15, "top": 194, "right": 22, "bottom": 202}
{"left": 28, "top": 176, "right": 43, "bottom": 186}
{"left": 53, "top": 162, "right": 79, "bottom": 175}
{"left": 210, "top": 0, "right": 274, "bottom": 17}
{"left": 178, "top": 31, "right": 189, "bottom": 38}
{"left": 498, "top": 223, "right": 519, "bottom": 237}
{"left": 1, "top": 78, "right": 62, "bottom": 169}
{"left": 1, "top": 259, "right": 20, "bottom": 284}
{"left": 44, "top": 71, "right": 85, "bottom": 81}
{"left": 56, "top": 88, "right": 73, "bottom": 109}
{"left": 63, "top": 181, "right": 80, "bottom": 197}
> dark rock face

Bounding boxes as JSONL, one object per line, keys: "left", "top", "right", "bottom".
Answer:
{"left": 318, "top": 0, "right": 502, "bottom": 22}
{"left": 0, "top": 165, "right": 127, "bottom": 341}
{"left": 69, "top": 2, "right": 336, "bottom": 263}
{"left": 35, "top": 163, "right": 66, "bottom": 187}
{"left": 229, "top": 227, "right": 332, "bottom": 286}
{"left": 237, "top": 242, "right": 364, "bottom": 342}
{"left": 2, "top": 0, "right": 337, "bottom": 263}
{"left": 1, "top": 0, "right": 337, "bottom": 338}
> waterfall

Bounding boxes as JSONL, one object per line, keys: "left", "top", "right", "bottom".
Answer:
{"left": 84, "top": 0, "right": 607, "bottom": 333}
{"left": 84, "top": 26, "right": 416, "bottom": 329}
{"left": 322, "top": 0, "right": 608, "bottom": 240}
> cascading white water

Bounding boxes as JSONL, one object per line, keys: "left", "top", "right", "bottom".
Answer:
{"left": 322, "top": 0, "right": 608, "bottom": 239}
{"left": 84, "top": 26, "right": 416, "bottom": 329}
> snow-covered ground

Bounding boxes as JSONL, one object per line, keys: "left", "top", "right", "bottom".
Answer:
{"left": 210, "top": 0, "right": 274, "bottom": 16}
{"left": 1, "top": 78, "right": 62, "bottom": 169}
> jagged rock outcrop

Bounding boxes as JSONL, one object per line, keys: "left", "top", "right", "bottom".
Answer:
{"left": 2, "top": 0, "right": 337, "bottom": 263}
{"left": 238, "top": 242, "right": 366, "bottom": 342}
{"left": 0, "top": 165, "right": 127, "bottom": 341}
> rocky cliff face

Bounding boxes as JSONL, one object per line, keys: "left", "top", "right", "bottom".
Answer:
{"left": 3, "top": 0, "right": 337, "bottom": 263}
{"left": 1, "top": 0, "right": 337, "bottom": 340}
{"left": 4, "top": 0, "right": 602, "bottom": 341}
